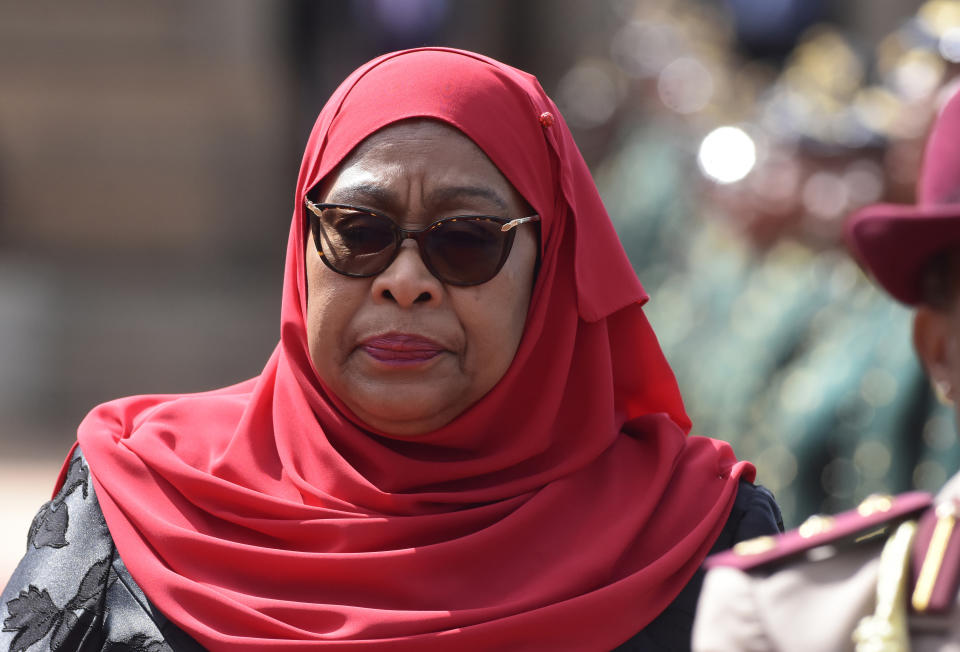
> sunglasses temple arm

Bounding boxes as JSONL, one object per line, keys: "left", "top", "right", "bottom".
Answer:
{"left": 500, "top": 215, "right": 541, "bottom": 232}
{"left": 304, "top": 199, "right": 324, "bottom": 218}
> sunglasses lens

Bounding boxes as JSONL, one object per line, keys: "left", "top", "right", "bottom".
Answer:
{"left": 424, "top": 218, "right": 513, "bottom": 285}
{"left": 309, "top": 204, "right": 521, "bottom": 285}
{"left": 315, "top": 208, "right": 397, "bottom": 276}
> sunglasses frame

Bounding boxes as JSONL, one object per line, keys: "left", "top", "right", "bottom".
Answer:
{"left": 304, "top": 199, "right": 540, "bottom": 286}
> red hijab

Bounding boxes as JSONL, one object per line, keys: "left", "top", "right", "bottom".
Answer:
{"left": 75, "top": 48, "right": 754, "bottom": 651}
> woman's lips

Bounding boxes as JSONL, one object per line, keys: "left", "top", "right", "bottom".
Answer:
{"left": 359, "top": 333, "right": 446, "bottom": 366}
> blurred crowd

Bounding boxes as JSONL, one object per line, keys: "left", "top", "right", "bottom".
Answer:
{"left": 557, "top": 0, "right": 960, "bottom": 523}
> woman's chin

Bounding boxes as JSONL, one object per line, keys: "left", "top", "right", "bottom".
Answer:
{"left": 356, "top": 408, "right": 458, "bottom": 438}
{"left": 324, "top": 355, "right": 475, "bottom": 436}
{"left": 344, "top": 384, "right": 470, "bottom": 437}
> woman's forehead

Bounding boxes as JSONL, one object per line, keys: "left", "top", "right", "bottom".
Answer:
{"left": 340, "top": 119, "right": 482, "bottom": 166}
{"left": 315, "top": 119, "right": 527, "bottom": 210}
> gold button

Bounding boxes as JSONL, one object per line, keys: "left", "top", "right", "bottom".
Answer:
{"left": 733, "top": 535, "right": 776, "bottom": 556}
{"left": 799, "top": 514, "right": 836, "bottom": 538}
{"left": 857, "top": 494, "right": 894, "bottom": 517}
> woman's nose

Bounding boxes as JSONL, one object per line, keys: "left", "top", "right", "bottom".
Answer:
{"left": 370, "top": 240, "right": 443, "bottom": 306}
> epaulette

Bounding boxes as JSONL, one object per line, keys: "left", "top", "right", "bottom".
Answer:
{"left": 910, "top": 497, "right": 960, "bottom": 615}
{"left": 705, "top": 492, "right": 933, "bottom": 573}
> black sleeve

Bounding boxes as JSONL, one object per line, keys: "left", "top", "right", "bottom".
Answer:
{"left": 0, "top": 449, "right": 115, "bottom": 651}
{"left": 713, "top": 482, "right": 785, "bottom": 551}
{"left": 0, "top": 449, "right": 192, "bottom": 652}
{"left": 613, "top": 481, "right": 783, "bottom": 651}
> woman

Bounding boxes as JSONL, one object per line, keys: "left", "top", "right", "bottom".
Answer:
{"left": 1, "top": 48, "right": 780, "bottom": 651}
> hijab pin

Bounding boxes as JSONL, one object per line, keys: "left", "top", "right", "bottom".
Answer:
{"left": 538, "top": 111, "right": 555, "bottom": 127}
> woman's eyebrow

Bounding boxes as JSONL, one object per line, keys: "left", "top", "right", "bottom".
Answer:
{"left": 431, "top": 185, "right": 508, "bottom": 210}
{"left": 326, "top": 183, "right": 394, "bottom": 205}
{"left": 329, "top": 183, "right": 510, "bottom": 211}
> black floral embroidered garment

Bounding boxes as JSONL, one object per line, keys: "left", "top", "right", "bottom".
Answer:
{"left": 0, "top": 448, "right": 201, "bottom": 652}
{"left": 1, "top": 449, "right": 782, "bottom": 652}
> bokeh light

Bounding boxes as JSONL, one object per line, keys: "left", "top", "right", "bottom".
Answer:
{"left": 802, "top": 172, "right": 849, "bottom": 220}
{"left": 697, "top": 126, "right": 757, "bottom": 183}
{"left": 891, "top": 48, "right": 945, "bottom": 101}
{"left": 657, "top": 57, "right": 715, "bottom": 114}
{"left": 940, "top": 27, "right": 960, "bottom": 61}
{"left": 611, "top": 20, "right": 682, "bottom": 79}
{"left": 555, "top": 60, "right": 623, "bottom": 129}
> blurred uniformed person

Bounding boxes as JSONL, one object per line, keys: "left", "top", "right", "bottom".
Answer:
{"left": 692, "top": 85, "right": 960, "bottom": 652}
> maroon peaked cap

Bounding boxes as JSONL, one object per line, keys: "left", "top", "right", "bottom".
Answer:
{"left": 845, "top": 87, "right": 960, "bottom": 304}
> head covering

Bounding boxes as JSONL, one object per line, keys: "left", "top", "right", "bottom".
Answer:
{"left": 75, "top": 48, "right": 754, "bottom": 651}
{"left": 845, "top": 86, "right": 960, "bottom": 304}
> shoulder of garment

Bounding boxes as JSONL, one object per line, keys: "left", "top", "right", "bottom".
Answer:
{"left": 614, "top": 480, "right": 784, "bottom": 651}
{"left": 694, "top": 487, "right": 960, "bottom": 652}
{"left": 704, "top": 491, "right": 932, "bottom": 575}
{"left": 0, "top": 446, "right": 204, "bottom": 652}
{"left": 725, "top": 481, "right": 786, "bottom": 543}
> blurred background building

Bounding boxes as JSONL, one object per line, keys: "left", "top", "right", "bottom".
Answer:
{"left": 2, "top": 0, "right": 960, "bottom": 583}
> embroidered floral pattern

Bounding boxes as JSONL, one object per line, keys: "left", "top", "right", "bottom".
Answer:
{"left": 2, "top": 556, "right": 110, "bottom": 651}
{"left": 26, "top": 457, "right": 89, "bottom": 551}
{"left": 3, "top": 452, "right": 180, "bottom": 651}
{"left": 2, "top": 586, "right": 58, "bottom": 651}
{"left": 104, "top": 634, "right": 173, "bottom": 652}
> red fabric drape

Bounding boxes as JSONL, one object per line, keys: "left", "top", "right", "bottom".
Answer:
{"left": 75, "top": 48, "right": 754, "bottom": 651}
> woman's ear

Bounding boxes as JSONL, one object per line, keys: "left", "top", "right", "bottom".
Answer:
{"left": 914, "top": 306, "right": 957, "bottom": 405}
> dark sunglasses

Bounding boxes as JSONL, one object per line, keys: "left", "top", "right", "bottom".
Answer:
{"left": 304, "top": 200, "right": 540, "bottom": 286}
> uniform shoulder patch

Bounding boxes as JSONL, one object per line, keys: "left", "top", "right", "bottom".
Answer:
{"left": 705, "top": 492, "right": 933, "bottom": 572}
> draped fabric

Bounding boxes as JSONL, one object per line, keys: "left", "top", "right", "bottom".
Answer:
{"left": 74, "top": 48, "right": 755, "bottom": 651}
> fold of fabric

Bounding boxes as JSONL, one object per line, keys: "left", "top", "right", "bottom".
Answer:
{"left": 75, "top": 48, "right": 755, "bottom": 651}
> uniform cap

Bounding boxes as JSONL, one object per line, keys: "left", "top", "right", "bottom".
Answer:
{"left": 845, "top": 87, "right": 960, "bottom": 305}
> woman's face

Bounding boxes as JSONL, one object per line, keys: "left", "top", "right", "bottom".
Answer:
{"left": 305, "top": 120, "right": 538, "bottom": 436}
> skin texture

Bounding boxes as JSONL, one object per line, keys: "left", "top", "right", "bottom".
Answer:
{"left": 913, "top": 253, "right": 960, "bottom": 413}
{"left": 305, "top": 120, "right": 538, "bottom": 436}
{"left": 914, "top": 302, "right": 960, "bottom": 412}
